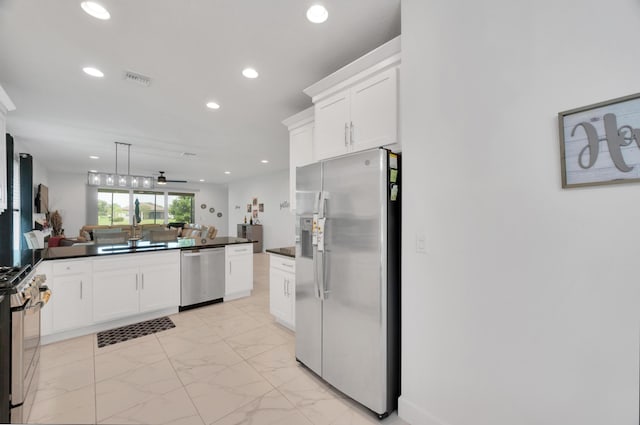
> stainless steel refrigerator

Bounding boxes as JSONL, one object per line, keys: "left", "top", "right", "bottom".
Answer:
{"left": 295, "top": 147, "right": 400, "bottom": 419}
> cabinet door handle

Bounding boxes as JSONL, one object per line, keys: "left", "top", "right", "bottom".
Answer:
{"left": 80, "top": 280, "right": 83, "bottom": 299}
{"left": 285, "top": 279, "right": 289, "bottom": 296}
{"left": 136, "top": 274, "right": 139, "bottom": 290}
{"left": 230, "top": 262, "right": 232, "bottom": 275}
{"left": 344, "top": 123, "right": 349, "bottom": 147}
{"left": 142, "top": 273, "right": 144, "bottom": 290}
{"left": 350, "top": 121, "right": 354, "bottom": 145}
{"left": 283, "top": 279, "right": 286, "bottom": 296}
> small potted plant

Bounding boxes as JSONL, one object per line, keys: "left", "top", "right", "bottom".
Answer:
{"left": 49, "top": 210, "right": 64, "bottom": 237}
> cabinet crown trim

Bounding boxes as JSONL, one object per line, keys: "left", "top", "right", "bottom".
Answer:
{"left": 303, "top": 36, "right": 401, "bottom": 101}
{"left": 282, "top": 106, "right": 314, "bottom": 130}
{"left": 0, "top": 85, "right": 16, "bottom": 112}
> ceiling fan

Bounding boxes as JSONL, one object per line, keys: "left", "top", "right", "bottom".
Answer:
{"left": 156, "top": 171, "right": 187, "bottom": 185}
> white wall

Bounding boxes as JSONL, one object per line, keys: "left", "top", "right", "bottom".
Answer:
{"left": 191, "top": 182, "right": 228, "bottom": 236}
{"left": 400, "top": 1, "right": 640, "bottom": 425}
{"left": 47, "top": 172, "right": 87, "bottom": 237}
{"left": 228, "top": 169, "right": 295, "bottom": 250}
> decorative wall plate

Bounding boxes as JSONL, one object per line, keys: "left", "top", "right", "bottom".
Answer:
{"left": 209, "top": 207, "right": 215, "bottom": 213}
{"left": 217, "top": 212, "right": 223, "bottom": 217}
{"left": 200, "top": 203, "right": 206, "bottom": 209}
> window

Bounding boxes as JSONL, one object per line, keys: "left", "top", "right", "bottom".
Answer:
{"left": 98, "top": 189, "right": 130, "bottom": 225}
{"left": 167, "top": 192, "right": 194, "bottom": 224}
{"left": 96, "top": 190, "right": 194, "bottom": 225}
{"left": 133, "top": 191, "right": 165, "bottom": 225}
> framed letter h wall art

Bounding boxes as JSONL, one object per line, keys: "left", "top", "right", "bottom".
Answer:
{"left": 559, "top": 92, "right": 640, "bottom": 188}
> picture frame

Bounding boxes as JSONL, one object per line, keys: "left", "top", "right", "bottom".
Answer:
{"left": 258, "top": 203, "right": 264, "bottom": 212}
{"left": 559, "top": 92, "right": 640, "bottom": 188}
{"left": 252, "top": 197, "right": 258, "bottom": 207}
{"left": 252, "top": 209, "right": 258, "bottom": 219}
{"left": 247, "top": 204, "right": 251, "bottom": 213}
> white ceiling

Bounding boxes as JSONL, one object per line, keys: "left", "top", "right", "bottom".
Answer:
{"left": 0, "top": 0, "right": 400, "bottom": 184}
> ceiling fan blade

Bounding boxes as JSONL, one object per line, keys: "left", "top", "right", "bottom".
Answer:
{"left": 156, "top": 171, "right": 187, "bottom": 184}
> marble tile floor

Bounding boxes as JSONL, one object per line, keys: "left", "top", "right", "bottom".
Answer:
{"left": 28, "top": 253, "right": 408, "bottom": 425}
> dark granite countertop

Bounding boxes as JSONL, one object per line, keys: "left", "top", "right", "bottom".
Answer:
{"left": 266, "top": 246, "right": 295, "bottom": 258}
{"left": 42, "top": 237, "right": 255, "bottom": 261}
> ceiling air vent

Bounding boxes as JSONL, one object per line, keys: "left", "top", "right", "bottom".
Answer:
{"left": 123, "top": 70, "right": 151, "bottom": 87}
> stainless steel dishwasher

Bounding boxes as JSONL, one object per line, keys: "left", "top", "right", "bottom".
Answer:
{"left": 180, "top": 247, "right": 225, "bottom": 311}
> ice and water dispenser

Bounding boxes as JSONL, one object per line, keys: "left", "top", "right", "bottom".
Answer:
{"left": 300, "top": 217, "right": 313, "bottom": 259}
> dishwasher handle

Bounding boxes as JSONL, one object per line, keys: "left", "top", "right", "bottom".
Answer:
{"left": 182, "top": 251, "right": 201, "bottom": 257}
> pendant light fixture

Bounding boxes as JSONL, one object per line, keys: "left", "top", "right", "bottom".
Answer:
{"left": 87, "top": 142, "right": 154, "bottom": 188}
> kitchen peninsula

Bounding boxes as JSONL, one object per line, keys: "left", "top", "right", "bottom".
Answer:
{"left": 37, "top": 237, "right": 255, "bottom": 344}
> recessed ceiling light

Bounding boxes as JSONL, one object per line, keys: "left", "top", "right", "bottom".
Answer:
{"left": 306, "top": 4, "right": 328, "bottom": 23}
{"left": 83, "top": 67, "right": 104, "bottom": 78}
{"left": 224, "top": 171, "right": 231, "bottom": 175}
{"left": 261, "top": 159, "right": 269, "bottom": 164}
{"left": 206, "top": 101, "right": 220, "bottom": 110}
{"left": 81, "top": 1, "right": 111, "bottom": 20}
{"left": 89, "top": 155, "right": 100, "bottom": 159}
{"left": 199, "top": 179, "right": 205, "bottom": 182}
{"left": 242, "top": 68, "right": 259, "bottom": 79}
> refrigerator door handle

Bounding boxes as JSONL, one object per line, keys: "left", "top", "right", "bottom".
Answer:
{"left": 313, "top": 245, "right": 323, "bottom": 299}
{"left": 313, "top": 191, "right": 321, "bottom": 214}
{"left": 318, "top": 249, "right": 326, "bottom": 300}
{"left": 318, "top": 191, "right": 328, "bottom": 219}
{"left": 322, "top": 248, "right": 329, "bottom": 300}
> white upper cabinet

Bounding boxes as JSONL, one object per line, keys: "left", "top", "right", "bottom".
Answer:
{"left": 314, "top": 92, "right": 350, "bottom": 161}
{"left": 283, "top": 107, "right": 314, "bottom": 211}
{"left": 349, "top": 68, "right": 398, "bottom": 152}
{"left": 0, "top": 85, "right": 16, "bottom": 214}
{"left": 304, "top": 36, "right": 400, "bottom": 162}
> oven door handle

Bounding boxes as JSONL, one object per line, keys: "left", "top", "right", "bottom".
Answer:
{"left": 25, "top": 301, "right": 43, "bottom": 314}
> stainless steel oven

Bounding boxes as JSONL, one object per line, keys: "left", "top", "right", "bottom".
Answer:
{"left": 9, "top": 270, "right": 47, "bottom": 424}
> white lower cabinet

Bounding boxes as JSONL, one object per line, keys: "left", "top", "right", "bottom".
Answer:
{"left": 269, "top": 254, "right": 295, "bottom": 330}
{"left": 93, "top": 251, "right": 180, "bottom": 323}
{"left": 41, "top": 250, "right": 180, "bottom": 340}
{"left": 225, "top": 244, "right": 253, "bottom": 300}
{"left": 139, "top": 262, "right": 180, "bottom": 312}
{"left": 92, "top": 266, "right": 139, "bottom": 323}
{"left": 48, "top": 260, "right": 92, "bottom": 333}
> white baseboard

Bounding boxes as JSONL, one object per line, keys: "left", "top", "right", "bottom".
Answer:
{"left": 224, "top": 290, "right": 251, "bottom": 301}
{"left": 398, "top": 396, "right": 448, "bottom": 425}
{"left": 274, "top": 317, "right": 295, "bottom": 332}
{"left": 41, "top": 307, "right": 178, "bottom": 346}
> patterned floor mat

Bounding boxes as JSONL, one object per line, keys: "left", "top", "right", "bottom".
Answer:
{"left": 96, "top": 316, "right": 175, "bottom": 348}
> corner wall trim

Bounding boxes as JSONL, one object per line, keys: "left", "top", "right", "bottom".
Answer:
{"left": 398, "top": 396, "right": 449, "bottom": 425}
